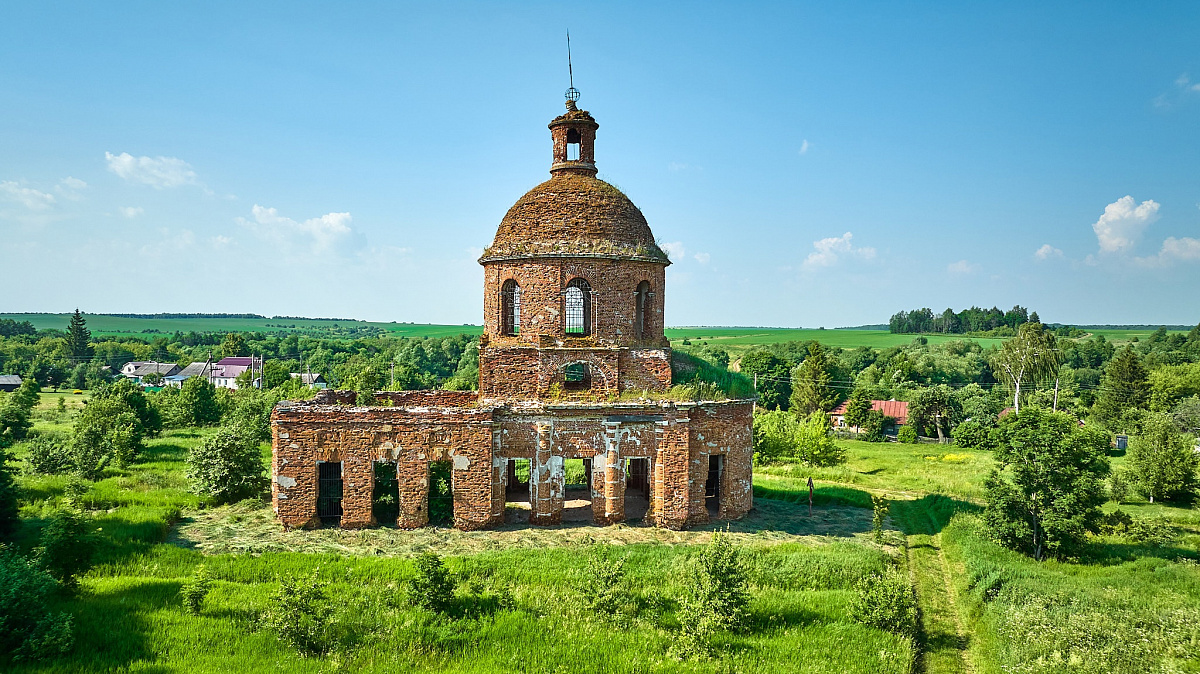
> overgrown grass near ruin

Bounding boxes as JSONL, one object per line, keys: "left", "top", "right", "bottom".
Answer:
{"left": 8, "top": 428, "right": 916, "bottom": 673}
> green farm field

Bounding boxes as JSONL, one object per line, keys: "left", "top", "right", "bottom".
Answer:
{"left": 0, "top": 313, "right": 483, "bottom": 340}
{"left": 666, "top": 327, "right": 1006, "bottom": 352}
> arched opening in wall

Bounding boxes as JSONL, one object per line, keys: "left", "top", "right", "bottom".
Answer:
{"left": 625, "top": 457, "right": 650, "bottom": 521}
{"left": 504, "top": 458, "right": 532, "bottom": 523}
{"left": 705, "top": 454, "right": 724, "bottom": 518}
{"left": 566, "top": 128, "right": 581, "bottom": 161}
{"left": 563, "top": 362, "right": 590, "bottom": 391}
{"left": 372, "top": 460, "right": 399, "bottom": 526}
{"left": 564, "top": 278, "right": 591, "bottom": 336}
{"left": 501, "top": 279, "right": 520, "bottom": 336}
{"left": 562, "top": 458, "right": 594, "bottom": 522}
{"left": 428, "top": 461, "right": 454, "bottom": 526}
{"left": 316, "top": 461, "right": 343, "bottom": 527}
{"left": 635, "top": 280, "right": 652, "bottom": 339}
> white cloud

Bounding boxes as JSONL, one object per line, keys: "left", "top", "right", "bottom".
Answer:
{"left": 105, "top": 152, "right": 199, "bottom": 189}
{"left": 1092, "top": 195, "right": 1159, "bottom": 253}
{"left": 799, "top": 139, "right": 810, "bottom": 155}
{"left": 1034, "top": 244, "right": 1063, "bottom": 260}
{"left": 59, "top": 176, "right": 87, "bottom": 190}
{"left": 946, "top": 259, "right": 980, "bottom": 274}
{"left": 0, "top": 181, "right": 56, "bottom": 210}
{"left": 239, "top": 204, "right": 353, "bottom": 255}
{"left": 661, "top": 241, "right": 686, "bottom": 260}
{"left": 693, "top": 252, "right": 710, "bottom": 264}
{"left": 803, "top": 232, "right": 876, "bottom": 268}
{"left": 1137, "top": 236, "right": 1200, "bottom": 266}
{"left": 119, "top": 206, "right": 144, "bottom": 218}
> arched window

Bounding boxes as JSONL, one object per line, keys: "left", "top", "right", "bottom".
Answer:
{"left": 565, "top": 278, "right": 591, "bottom": 336}
{"left": 566, "top": 128, "right": 581, "bottom": 161}
{"left": 563, "top": 361, "right": 590, "bottom": 391}
{"left": 501, "top": 280, "right": 520, "bottom": 336}
{"left": 635, "top": 281, "right": 652, "bottom": 339}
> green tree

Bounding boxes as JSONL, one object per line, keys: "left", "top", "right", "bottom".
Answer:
{"left": 71, "top": 394, "right": 144, "bottom": 475}
{"left": 983, "top": 407, "right": 1110, "bottom": 560}
{"left": 221, "top": 332, "right": 248, "bottom": 358}
{"left": 261, "top": 361, "right": 291, "bottom": 390}
{"left": 178, "top": 376, "right": 222, "bottom": 426}
{"left": 908, "top": 384, "right": 960, "bottom": 441}
{"left": 0, "top": 448, "right": 18, "bottom": 539}
{"left": 94, "top": 379, "right": 161, "bottom": 437}
{"left": 1124, "top": 412, "right": 1199, "bottom": 503}
{"left": 739, "top": 351, "right": 792, "bottom": 410}
{"left": 789, "top": 342, "right": 839, "bottom": 415}
{"left": 794, "top": 412, "right": 845, "bottom": 466}
{"left": 0, "top": 546, "right": 75, "bottom": 661}
{"left": 989, "top": 322, "right": 1060, "bottom": 413}
{"left": 185, "top": 427, "right": 267, "bottom": 503}
{"left": 1172, "top": 396, "right": 1200, "bottom": 434}
{"left": 843, "top": 388, "right": 873, "bottom": 429}
{"left": 66, "top": 309, "right": 93, "bottom": 363}
{"left": 1092, "top": 347, "right": 1151, "bottom": 431}
{"left": 751, "top": 409, "right": 798, "bottom": 463}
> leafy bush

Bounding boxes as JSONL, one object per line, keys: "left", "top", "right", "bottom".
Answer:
{"left": 35, "top": 506, "right": 94, "bottom": 588}
{"left": 861, "top": 409, "right": 888, "bottom": 442}
{"left": 409, "top": 552, "right": 455, "bottom": 614}
{"left": 1126, "top": 517, "right": 1179, "bottom": 547}
{"left": 896, "top": 425, "right": 918, "bottom": 444}
{"left": 180, "top": 564, "right": 212, "bottom": 615}
{"left": 676, "top": 531, "right": 750, "bottom": 657}
{"left": 24, "top": 435, "right": 73, "bottom": 475}
{"left": 71, "top": 394, "right": 144, "bottom": 473}
{"left": 752, "top": 409, "right": 797, "bottom": 463}
{"left": 1125, "top": 412, "right": 1199, "bottom": 503}
{"left": 185, "top": 427, "right": 267, "bottom": 504}
{"left": 0, "top": 545, "right": 74, "bottom": 662}
{"left": 795, "top": 412, "right": 846, "bottom": 466}
{"left": 850, "top": 566, "right": 918, "bottom": 639}
{"left": 952, "top": 419, "right": 995, "bottom": 449}
{"left": 262, "top": 569, "right": 338, "bottom": 656}
{"left": 580, "top": 551, "right": 628, "bottom": 616}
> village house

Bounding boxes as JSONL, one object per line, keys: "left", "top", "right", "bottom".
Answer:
{"left": 0, "top": 374, "right": 22, "bottom": 392}
{"left": 270, "top": 93, "right": 755, "bottom": 532}
{"left": 828, "top": 399, "right": 909, "bottom": 436}
{"left": 124, "top": 362, "right": 181, "bottom": 385}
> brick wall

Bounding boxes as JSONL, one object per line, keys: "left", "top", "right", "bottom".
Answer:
{"left": 271, "top": 397, "right": 752, "bottom": 533}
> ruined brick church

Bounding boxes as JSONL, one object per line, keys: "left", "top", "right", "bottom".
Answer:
{"left": 271, "top": 94, "right": 753, "bottom": 531}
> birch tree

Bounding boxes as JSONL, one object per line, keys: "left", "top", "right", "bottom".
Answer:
{"left": 990, "top": 322, "right": 1060, "bottom": 413}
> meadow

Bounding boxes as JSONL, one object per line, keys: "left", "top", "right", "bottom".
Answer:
{"left": 8, "top": 392, "right": 1200, "bottom": 672}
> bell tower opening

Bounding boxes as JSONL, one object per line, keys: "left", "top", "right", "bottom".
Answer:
{"left": 566, "top": 128, "right": 581, "bottom": 161}
{"left": 565, "top": 278, "right": 591, "bottom": 336}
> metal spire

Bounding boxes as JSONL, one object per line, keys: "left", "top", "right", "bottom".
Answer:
{"left": 565, "top": 29, "right": 579, "bottom": 106}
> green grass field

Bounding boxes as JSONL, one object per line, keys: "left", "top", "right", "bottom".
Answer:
{"left": 8, "top": 393, "right": 1200, "bottom": 672}
{"left": 0, "top": 313, "right": 482, "bottom": 339}
{"left": 666, "top": 327, "right": 1007, "bottom": 351}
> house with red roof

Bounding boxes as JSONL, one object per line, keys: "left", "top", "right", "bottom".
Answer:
{"left": 828, "top": 399, "right": 909, "bottom": 436}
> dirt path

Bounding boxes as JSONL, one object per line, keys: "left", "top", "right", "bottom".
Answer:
{"left": 900, "top": 504, "right": 973, "bottom": 674}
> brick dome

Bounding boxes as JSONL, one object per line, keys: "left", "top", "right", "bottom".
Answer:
{"left": 480, "top": 173, "right": 668, "bottom": 263}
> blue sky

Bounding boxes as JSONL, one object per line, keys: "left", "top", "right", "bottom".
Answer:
{"left": 2, "top": 2, "right": 1199, "bottom": 327}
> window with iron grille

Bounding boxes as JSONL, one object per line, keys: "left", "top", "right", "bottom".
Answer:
{"left": 565, "top": 278, "right": 591, "bottom": 336}
{"left": 501, "top": 279, "right": 520, "bottom": 336}
{"left": 564, "top": 361, "right": 589, "bottom": 391}
{"left": 635, "top": 280, "right": 651, "bottom": 339}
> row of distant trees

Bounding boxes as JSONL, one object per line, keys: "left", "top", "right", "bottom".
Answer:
{"left": 889, "top": 305, "right": 1037, "bottom": 334}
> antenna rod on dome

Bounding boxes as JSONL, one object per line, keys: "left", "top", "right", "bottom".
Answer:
{"left": 565, "top": 30, "right": 580, "bottom": 107}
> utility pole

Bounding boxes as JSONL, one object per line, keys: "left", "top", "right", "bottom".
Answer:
{"left": 390, "top": 362, "right": 395, "bottom": 389}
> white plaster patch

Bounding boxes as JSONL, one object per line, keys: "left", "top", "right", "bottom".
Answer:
{"left": 279, "top": 432, "right": 289, "bottom": 439}
{"left": 453, "top": 455, "right": 470, "bottom": 470}
{"left": 275, "top": 475, "right": 297, "bottom": 489}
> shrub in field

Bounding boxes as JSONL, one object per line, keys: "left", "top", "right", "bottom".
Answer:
{"left": 0, "top": 545, "right": 74, "bottom": 661}
{"left": 185, "top": 427, "right": 267, "bottom": 504}
{"left": 676, "top": 532, "right": 750, "bottom": 657}
{"left": 795, "top": 412, "right": 846, "bottom": 466}
{"left": 752, "top": 409, "right": 797, "bottom": 463}
{"left": 896, "top": 425, "right": 918, "bottom": 444}
{"left": 0, "top": 447, "right": 18, "bottom": 540}
{"left": 0, "top": 378, "right": 39, "bottom": 445}
{"left": 71, "top": 394, "right": 144, "bottom": 473}
{"left": 1126, "top": 517, "right": 1179, "bottom": 547}
{"left": 24, "top": 434, "right": 73, "bottom": 475}
{"left": 871, "top": 495, "right": 891, "bottom": 543}
{"left": 180, "top": 564, "right": 212, "bottom": 615}
{"left": 580, "top": 551, "right": 628, "bottom": 616}
{"left": 409, "top": 552, "right": 455, "bottom": 614}
{"left": 169, "top": 377, "right": 223, "bottom": 427}
{"left": 983, "top": 408, "right": 1110, "bottom": 560}
{"left": 861, "top": 409, "right": 888, "bottom": 442}
{"left": 1125, "top": 412, "right": 1199, "bottom": 503}
{"left": 35, "top": 506, "right": 94, "bottom": 588}
{"left": 850, "top": 566, "right": 918, "bottom": 639}
{"left": 92, "top": 379, "right": 161, "bottom": 438}
{"left": 262, "top": 569, "right": 338, "bottom": 656}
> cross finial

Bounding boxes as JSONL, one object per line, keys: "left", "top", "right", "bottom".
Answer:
{"left": 565, "top": 29, "right": 580, "bottom": 109}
